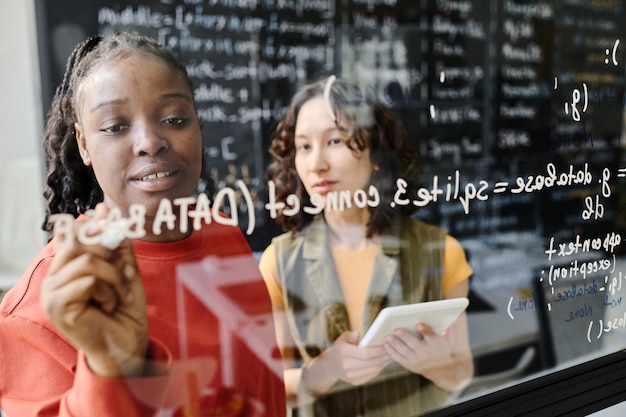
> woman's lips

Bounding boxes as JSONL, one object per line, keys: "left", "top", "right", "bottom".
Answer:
{"left": 132, "top": 170, "right": 179, "bottom": 192}
{"left": 136, "top": 171, "right": 175, "bottom": 181}
{"left": 312, "top": 180, "right": 336, "bottom": 194}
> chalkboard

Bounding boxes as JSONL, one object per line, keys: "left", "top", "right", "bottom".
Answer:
{"left": 35, "top": 1, "right": 626, "bottom": 250}
{"left": 34, "top": 2, "right": 626, "bottom": 402}
{"left": 534, "top": 256, "right": 609, "bottom": 368}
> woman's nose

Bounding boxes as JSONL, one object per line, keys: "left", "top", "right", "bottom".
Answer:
{"left": 309, "top": 147, "right": 329, "bottom": 172}
{"left": 133, "top": 124, "right": 169, "bottom": 157}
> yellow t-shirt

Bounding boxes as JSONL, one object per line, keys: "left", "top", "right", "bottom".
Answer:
{"left": 259, "top": 235, "right": 473, "bottom": 332}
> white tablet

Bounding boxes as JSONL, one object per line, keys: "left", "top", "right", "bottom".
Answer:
{"left": 358, "top": 297, "right": 469, "bottom": 347}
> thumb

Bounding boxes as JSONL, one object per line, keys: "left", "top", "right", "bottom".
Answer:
{"left": 337, "top": 330, "right": 360, "bottom": 344}
{"left": 115, "top": 238, "right": 138, "bottom": 279}
{"left": 114, "top": 238, "right": 144, "bottom": 305}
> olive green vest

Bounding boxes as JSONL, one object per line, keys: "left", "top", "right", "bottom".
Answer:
{"left": 273, "top": 216, "right": 451, "bottom": 417}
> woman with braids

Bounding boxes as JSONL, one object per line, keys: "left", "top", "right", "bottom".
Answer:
{"left": 258, "top": 76, "right": 474, "bottom": 416}
{"left": 0, "top": 32, "right": 285, "bottom": 417}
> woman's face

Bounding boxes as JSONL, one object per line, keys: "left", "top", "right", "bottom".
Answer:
{"left": 74, "top": 54, "right": 203, "bottom": 217}
{"left": 294, "top": 96, "right": 374, "bottom": 204}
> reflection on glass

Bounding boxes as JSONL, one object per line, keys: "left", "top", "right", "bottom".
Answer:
{"left": 2, "top": 1, "right": 626, "bottom": 416}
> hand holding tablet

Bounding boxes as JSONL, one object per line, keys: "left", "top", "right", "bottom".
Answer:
{"left": 359, "top": 297, "right": 469, "bottom": 347}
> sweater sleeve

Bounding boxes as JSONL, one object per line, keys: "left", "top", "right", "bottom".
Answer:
{"left": 443, "top": 235, "right": 473, "bottom": 296}
{"left": 0, "top": 309, "right": 214, "bottom": 417}
{"left": 258, "top": 243, "right": 286, "bottom": 310}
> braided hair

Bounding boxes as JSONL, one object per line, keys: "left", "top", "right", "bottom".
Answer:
{"left": 41, "top": 31, "right": 211, "bottom": 234}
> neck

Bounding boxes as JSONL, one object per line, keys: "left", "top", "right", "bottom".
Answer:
{"left": 324, "top": 207, "right": 377, "bottom": 251}
{"left": 141, "top": 215, "right": 194, "bottom": 243}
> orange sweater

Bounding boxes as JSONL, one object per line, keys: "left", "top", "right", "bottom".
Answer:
{"left": 0, "top": 220, "right": 285, "bottom": 417}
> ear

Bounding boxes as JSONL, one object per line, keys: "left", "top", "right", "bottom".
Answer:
{"left": 74, "top": 123, "right": 91, "bottom": 166}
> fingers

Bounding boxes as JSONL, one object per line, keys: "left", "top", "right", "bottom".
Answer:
{"left": 112, "top": 238, "right": 139, "bottom": 284}
{"left": 50, "top": 230, "right": 115, "bottom": 270}
{"left": 385, "top": 325, "right": 433, "bottom": 353}
{"left": 333, "top": 331, "right": 392, "bottom": 372}
{"left": 416, "top": 323, "right": 436, "bottom": 337}
{"left": 384, "top": 334, "right": 416, "bottom": 361}
{"left": 44, "top": 209, "right": 139, "bottom": 320}
{"left": 384, "top": 324, "right": 454, "bottom": 374}
{"left": 93, "top": 202, "right": 110, "bottom": 219}
{"left": 49, "top": 205, "right": 138, "bottom": 288}
{"left": 335, "top": 331, "right": 389, "bottom": 359}
{"left": 91, "top": 279, "right": 119, "bottom": 314}
{"left": 51, "top": 251, "right": 132, "bottom": 298}
{"left": 384, "top": 326, "right": 423, "bottom": 359}
{"left": 339, "top": 348, "right": 392, "bottom": 385}
{"left": 43, "top": 254, "right": 132, "bottom": 318}
{"left": 319, "top": 331, "right": 394, "bottom": 387}
{"left": 44, "top": 275, "right": 117, "bottom": 325}
{"left": 52, "top": 202, "right": 125, "bottom": 252}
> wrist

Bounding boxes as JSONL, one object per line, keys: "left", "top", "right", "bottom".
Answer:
{"left": 85, "top": 340, "right": 149, "bottom": 378}
{"left": 85, "top": 353, "right": 146, "bottom": 378}
{"left": 300, "top": 356, "right": 337, "bottom": 398}
{"left": 300, "top": 360, "right": 322, "bottom": 398}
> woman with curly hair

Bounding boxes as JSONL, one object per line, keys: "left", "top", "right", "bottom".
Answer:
{"left": 0, "top": 31, "right": 285, "bottom": 417}
{"left": 259, "top": 76, "right": 474, "bottom": 416}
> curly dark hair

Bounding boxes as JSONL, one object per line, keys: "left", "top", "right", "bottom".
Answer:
{"left": 266, "top": 76, "right": 421, "bottom": 237}
{"left": 41, "top": 31, "right": 213, "bottom": 234}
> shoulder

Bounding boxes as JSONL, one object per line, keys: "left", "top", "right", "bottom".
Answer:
{"left": 1, "top": 241, "right": 55, "bottom": 321}
{"left": 270, "top": 219, "right": 327, "bottom": 259}
{"left": 443, "top": 234, "right": 471, "bottom": 268}
{"left": 271, "top": 229, "right": 298, "bottom": 247}
{"left": 270, "top": 218, "right": 317, "bottom": 250}
{"left": 267, "top": 226, "right": 315, "bottom": 277}
{"left": 444, "top": 234, "right": 465, "bottom": 253}
{"left": 258, "top": 243, "right": 278, "bottom": 284}
{"left": 268, "top": 232, "right": 301, "bottom": 267}
{"left": 259, "top": 242, "right": 276, "bottom": 269}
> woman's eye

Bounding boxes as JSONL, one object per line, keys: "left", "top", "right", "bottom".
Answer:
{"left": 329, "top": 138, "right": 343, "bottom": 145}
{"left": 101, "top": 124, "right": 128, "bottom": 134}
{"left": 295, "top": 143, "right": 310, "bottom": 152}
{"left": 164, "top": 117, "right": 187, "bottom": 126}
